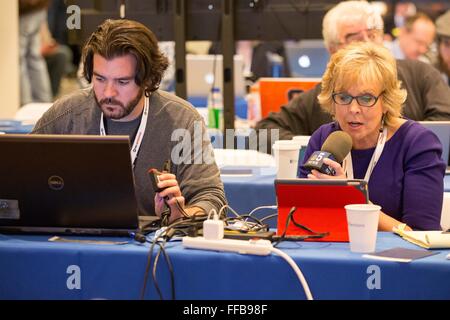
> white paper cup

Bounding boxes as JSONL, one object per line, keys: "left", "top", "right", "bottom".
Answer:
{"left": 272, "top": 140, "right": 301, "bottom": 178}
{"left": 345, "top": 204, "right": 380, "bottom": 253}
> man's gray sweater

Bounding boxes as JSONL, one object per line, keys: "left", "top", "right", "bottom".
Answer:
{"left": 33, "top": 88, "right": 227, "bottom": 216}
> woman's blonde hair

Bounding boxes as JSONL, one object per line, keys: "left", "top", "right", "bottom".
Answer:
{"left": 318, "top": 42, "right": 407, "bottom": 128}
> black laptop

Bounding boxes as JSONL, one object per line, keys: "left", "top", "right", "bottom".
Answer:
{"left": 0, "top": 134, "right": 156, "bottom": 236}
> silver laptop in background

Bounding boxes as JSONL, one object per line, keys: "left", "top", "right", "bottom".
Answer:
{"left": 0, "top": 134, "right": 145, "bottom": 236}
{"left": 186, "top": 54, "right": 246, "bottom": 98}
{"left": 284, "top": 39, "right": 330, "bottom": 78}
{"left": 419, "top": 121, "right": 450, "bottom": 170}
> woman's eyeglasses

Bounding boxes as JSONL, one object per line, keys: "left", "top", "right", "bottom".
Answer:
{"left": 332, "top": 92, "right": 383, "bottom": 107}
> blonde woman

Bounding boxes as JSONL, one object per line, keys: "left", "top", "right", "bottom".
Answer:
{"left": 299, "top": 42, "right": 446, "bottom": 231}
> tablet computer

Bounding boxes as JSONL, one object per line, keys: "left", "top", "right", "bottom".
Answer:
{"left": 275, "top": 179, "right": 369, "bottom": 242}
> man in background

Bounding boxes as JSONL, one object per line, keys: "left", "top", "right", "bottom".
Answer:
{"left": 432, "top": 10, "right": 450, "bottom": 85}
{"left": 385, "top": 13, "right": 436, "bottom": 62}
{"left": 256, "top": 0, "right": 450, "bottom": 149}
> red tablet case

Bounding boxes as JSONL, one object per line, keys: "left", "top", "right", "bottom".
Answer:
{"left": 275, "top": 179, "right": 369, "bottom": 242}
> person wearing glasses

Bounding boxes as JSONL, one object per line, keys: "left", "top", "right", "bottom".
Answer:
{"left": 298, "top": 42, "right": 446, "bottom": 231}
{"left": 255, "top": 1, "right": 450, "bottom": 150}
{"left": 384, "top": 13, "right": 436, "bottom": 63}
{"left": 432, "top": 10, "right": 450, "bottom": 86}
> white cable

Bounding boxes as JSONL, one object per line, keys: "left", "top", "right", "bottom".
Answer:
{"left": 270, "top": 247, "right": 313, "bottom": 300}
{"left": 218, "top": 204, "right": 241, "bottom": 219}
{"left": 248, "top": 205, "right": 278, "bottom": 216}
{"left": 207, "top": 209, "right": 218, "bottom": 220}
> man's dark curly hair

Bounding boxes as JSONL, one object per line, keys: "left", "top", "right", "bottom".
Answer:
{"left": 82, "top": 19, "right": 169, "bottom": 95}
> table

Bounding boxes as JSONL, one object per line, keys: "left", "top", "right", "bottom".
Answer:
{"left": 0, "top": 120, "right": 33, "bottom": 134}
{"left": 188, "top": 97, "right": 248, "bottom": 120}
{"left": 221, "top": 172, "right": 277, "bottom": 227}
{"left": 0, "top": 232, "right": 449, "bottom": 300}
{"left": 222, "top": 173, "right": 450, "bottom": 228}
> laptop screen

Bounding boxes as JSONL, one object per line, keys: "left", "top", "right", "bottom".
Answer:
{"left": 284, "top": 40, "right": 330, "bottom": 78}
{"left": 418, "top": 121, "right": 450, "bottom": 165}
{"left": 0, "top": 134, "right": 140, "bottom": 235}
{"left": 186, "top": 54, "right": 246, "bottom": 97}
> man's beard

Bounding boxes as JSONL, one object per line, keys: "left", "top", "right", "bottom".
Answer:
{"left": 95, "top": 88, "right": 144, "bottom": 120}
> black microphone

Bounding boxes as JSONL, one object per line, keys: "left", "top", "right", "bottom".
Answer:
{"left": 303, "top": 131, "right": 352, "bottom": 175}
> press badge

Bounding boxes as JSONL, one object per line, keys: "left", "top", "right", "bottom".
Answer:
{"left": 0, "top": 199, "right": 20, "bottom": 219}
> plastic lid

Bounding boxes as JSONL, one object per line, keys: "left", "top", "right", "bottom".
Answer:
{"left": 272, "top": 140, "right": 301, "bottom": 150}
{"left": 292, "top": 135, "right": 311, "bottom": 145}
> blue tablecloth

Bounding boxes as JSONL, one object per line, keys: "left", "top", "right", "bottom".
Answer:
{"left": 0, "top": 232, "right": 449, "bottom": 300}
{"left": 222, "top": 172, "right": 277, "bottom": 227}
{"left": 0, "top": 120, "right": 33, "bottom": 134}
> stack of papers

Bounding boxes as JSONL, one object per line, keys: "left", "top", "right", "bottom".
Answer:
{"left": 393, "top": 224, "right": 450, "bottom": 249}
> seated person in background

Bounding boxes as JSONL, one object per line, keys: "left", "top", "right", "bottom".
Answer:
{"left": 384, "top": 12, "right": 436, "bottom": 63}
{"left": 432, "top": 10, "right": 450, "bottom": 85}
{"left": 298, "top": 42, "right": 446, "bottom": 231}
{"left": 32, "top": 19, "right": 226, "bottom": 223}
{"left": 255, "top": 0, "right": 450, "bottom": 148}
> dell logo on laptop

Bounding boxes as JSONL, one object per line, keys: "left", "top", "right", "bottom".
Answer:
{"left": 48, "top": 176, "right": 65, "bottom": 191}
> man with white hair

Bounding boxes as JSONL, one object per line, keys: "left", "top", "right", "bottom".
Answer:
{"left": 256, "top": 1, "right": 450, "bottom": 145}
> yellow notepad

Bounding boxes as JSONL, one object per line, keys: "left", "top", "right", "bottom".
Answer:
{"left": 393, "top": 224, "right": 450, "bottom": 249}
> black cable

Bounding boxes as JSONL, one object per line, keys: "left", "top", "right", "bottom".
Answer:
{"left": 290, "top": 213, "right": 329, "bottom": 238}
{"left": 273, "top": 206, "right": 296, "bottom": 247}
{"left": 140, "top": 236, "right": 158, "bottom": 300}
{"left": 273, "top": 206, "right": 329, "bottom": 246}
{"left": 140, "top": 211, "right": 207, "bottom": 299}
{"left": 151, "top": 239, "right": 175, "bottom": 300}
{"left": 239, "top": 214, "right": 265, "bottom": 226}
{"left": 141, "top": 227, "right": 180, "bottom": 300}
{"left": 159, "top": 240, "right": 176, "bottom": 300}
{"left": 149, "top": 239, "right": 164, "bottom": 299}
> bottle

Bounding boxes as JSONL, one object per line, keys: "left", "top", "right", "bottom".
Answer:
{"left": 267, "top": 52, "right": 284, "bottom": 77}
{"left": 207, "top": 87, "right": 223, "bottom": 130}
{"left": 246, "top": 83, "right": 261, "bottom": 126}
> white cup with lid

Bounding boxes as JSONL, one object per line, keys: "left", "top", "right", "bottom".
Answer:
{"left": 272, "top": 140, "right": 302, "bottom": 178}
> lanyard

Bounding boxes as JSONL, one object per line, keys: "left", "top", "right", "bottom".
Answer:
{"left": 343, "top": 127, "right": 387, "bottom": 182}
{"left": 99, "top": 96, "right": 149, "bottom": 168}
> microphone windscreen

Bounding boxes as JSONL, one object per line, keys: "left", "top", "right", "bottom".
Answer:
{"left": 321, "top": 131, "right": 353, "bottom": 163}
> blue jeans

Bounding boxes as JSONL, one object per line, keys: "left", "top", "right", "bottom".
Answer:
{"left": 19, "top": 10, "right": 52, "bottom": 105}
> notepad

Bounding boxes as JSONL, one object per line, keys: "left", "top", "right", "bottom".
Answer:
{"left": 363, "top": 247, "right": 439, "bottom": 262}
{"left": 393, "top": 224, "right": 450, "bottom": 249}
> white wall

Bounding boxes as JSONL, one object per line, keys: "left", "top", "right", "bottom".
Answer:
{"left": 0, "top": 1, "right": 20, "bottom": 118}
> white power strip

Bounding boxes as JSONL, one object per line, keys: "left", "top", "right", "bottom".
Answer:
{"left": 182, "top": 236, "right": 273, "bottom": 256}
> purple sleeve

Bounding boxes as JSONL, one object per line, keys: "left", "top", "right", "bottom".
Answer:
{"left": 401, "top": 129, "right": 446, "bottom": 230}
